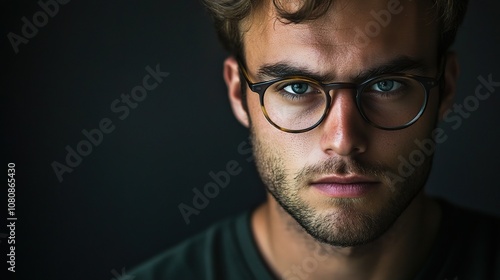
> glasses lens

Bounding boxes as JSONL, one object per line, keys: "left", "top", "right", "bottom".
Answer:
{"left": 263, "top": 78, "right": 327, "bottom": 131}
{"left": 359, "top": 76, "right": 426, "bottom": 129}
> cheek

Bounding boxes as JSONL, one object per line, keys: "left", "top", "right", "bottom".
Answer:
{"left": 247, "top": 93, "right": 313, "bottom": 167}
{"left": 375, "top": 98, "right": 440, "bottom": 168}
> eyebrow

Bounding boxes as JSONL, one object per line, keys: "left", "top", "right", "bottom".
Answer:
{"left": 354, "top": 56, "right": 429, "bottom": 82}
{"left": 256, "top": 56, "right": 430, "bottom": 83}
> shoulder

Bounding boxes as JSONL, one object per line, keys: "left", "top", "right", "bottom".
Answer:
{"left": 129, "top": 210, "right": 265, "bottom": 280}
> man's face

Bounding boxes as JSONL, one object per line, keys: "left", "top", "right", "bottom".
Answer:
{"left": 240, "top": 0, "right": 443, "bottom": 246}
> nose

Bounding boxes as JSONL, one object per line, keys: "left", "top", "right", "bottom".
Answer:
{"left": 319, "top": 89, "right": 369, "bottom": 157}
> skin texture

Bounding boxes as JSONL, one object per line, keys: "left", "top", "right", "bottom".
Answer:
{"left": 223, "top": 0, "right": 459, "bottom": 279}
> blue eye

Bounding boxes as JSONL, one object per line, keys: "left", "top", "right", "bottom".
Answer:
{"left": 371, "top": 80, "right": 402, "bottom": 92}
{"left": 283, "top": 83, "right": 312, "bottom": 94}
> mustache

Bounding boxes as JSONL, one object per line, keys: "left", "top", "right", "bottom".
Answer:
{"left": 293, "top": 157, "right": 391, "bottom": 183}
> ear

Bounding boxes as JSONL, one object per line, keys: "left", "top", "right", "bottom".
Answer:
{"left": 438, "top": 52, "right": 460, "bottom": 120}
{"left": 224, "top": 56, "right": 250, "bottom": 128}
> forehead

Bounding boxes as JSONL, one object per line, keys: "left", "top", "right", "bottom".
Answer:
{"left": 242, "top": 0, "right": 439, "bottom": 79}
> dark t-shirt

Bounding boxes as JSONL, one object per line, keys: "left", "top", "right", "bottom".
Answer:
{"left": 131, "top": 200, "right": 500, "bottom": 279}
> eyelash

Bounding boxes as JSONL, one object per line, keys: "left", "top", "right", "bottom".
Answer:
{"left": 277, "top": 82, "right": 317, "bottom": 99}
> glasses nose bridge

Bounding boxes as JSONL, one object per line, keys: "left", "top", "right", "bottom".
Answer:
{"left": 323, "top": 82, "right": 359, "bottom": 106}
{"left": 320, "top": 82, "right": 362, "bottom": 125}
{"left": 323, "top": 82, "right": 358, "bottom": 95}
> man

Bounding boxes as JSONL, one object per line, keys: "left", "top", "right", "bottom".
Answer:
{"left": 132, "top": 0, "right": 500, "bottom": 279}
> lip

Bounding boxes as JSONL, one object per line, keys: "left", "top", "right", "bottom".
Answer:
{"left": 310, "top": 175, "right": 379, "bottom": 198}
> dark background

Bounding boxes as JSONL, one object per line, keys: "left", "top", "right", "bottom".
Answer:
{"left": 1, "top": 0, "right": 499, "bottom": 279}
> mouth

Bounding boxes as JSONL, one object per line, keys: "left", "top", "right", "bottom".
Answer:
{"left": 310, "top": 175, "right": 379, "bottom": 198}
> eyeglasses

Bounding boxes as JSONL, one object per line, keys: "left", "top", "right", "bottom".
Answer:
{"left": 239, "top": 63, "right": 443, "bottom": 133}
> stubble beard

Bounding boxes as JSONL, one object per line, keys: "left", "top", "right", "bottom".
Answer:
{"left": 250, "top": 130, "right": 433, "bottom": 247}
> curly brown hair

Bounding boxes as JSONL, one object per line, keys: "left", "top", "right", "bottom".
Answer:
{"left": 202, "top": 0, "right": 469, "bottom": 61}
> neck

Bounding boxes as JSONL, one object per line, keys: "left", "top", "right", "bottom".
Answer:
{"left": 251, "top": 191, "right": 442, "bottom": 280}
